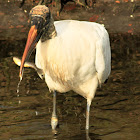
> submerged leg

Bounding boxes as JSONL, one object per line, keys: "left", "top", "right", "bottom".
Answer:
{"left": 51, "top": 91, "right": 58, "bottom": 130}
{"left": 86, "top": 99, "right": 91, "bottom": 130}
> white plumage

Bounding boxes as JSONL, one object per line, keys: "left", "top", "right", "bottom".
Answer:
{"left": 18, "top": 5, "right": 111, "bottom": 130}
{"left": 35, "top": 20, "right": 111, "bottom": 100}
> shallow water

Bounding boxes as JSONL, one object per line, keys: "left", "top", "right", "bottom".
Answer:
{"left": 0, "top": 34, "right": 140, "bottom": 140}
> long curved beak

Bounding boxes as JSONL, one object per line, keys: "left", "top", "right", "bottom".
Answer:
{"left": 19, "top": 25, "right": 37, "bottom": 80}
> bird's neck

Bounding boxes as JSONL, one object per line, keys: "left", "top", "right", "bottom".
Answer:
{"left": 41, "top": 15, "right": 57, "bottom": 42}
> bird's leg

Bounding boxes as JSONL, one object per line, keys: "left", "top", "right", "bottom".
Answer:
{"left": 86, "top": 99, "right": 91, "bottom": 130}
{"left": 51, "top": 91, "right": 58, "bottom": 130}
{"left": 86, "top": 129, "right": 91, "bottom": 140}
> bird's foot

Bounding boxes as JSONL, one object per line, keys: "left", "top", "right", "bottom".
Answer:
{"left": 51, "top": 115, "right": 58, "bottom": 130}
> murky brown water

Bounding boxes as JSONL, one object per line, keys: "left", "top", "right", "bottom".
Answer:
{"left": 0, "top": 34, "right": 140, "bottom": 140}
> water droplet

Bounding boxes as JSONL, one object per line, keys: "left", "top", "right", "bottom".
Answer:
{"left": 35, "top": 111, "right": 38, "bottom": 116}
{"left": 17, "top": 78, "right": 22, "bottom": 93}
{"left": 26, "top": 90, "right": 29, "bottom": 94}
{"left": 24, "top": 10, "right": 27, "bottom": 13}
{"left": 20, "top": 75, "right": 23, "bottom": 81}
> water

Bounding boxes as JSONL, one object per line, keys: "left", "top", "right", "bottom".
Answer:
{"left": 0, "top": 34, "right": 140, "bottom": 140}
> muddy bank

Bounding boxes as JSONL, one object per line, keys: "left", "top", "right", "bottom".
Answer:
{"left": 0, "top": 0, "right": 140, "bottom": 40}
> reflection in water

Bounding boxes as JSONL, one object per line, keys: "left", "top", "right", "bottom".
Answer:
{"left": 0, "top": 34, "right": 140, "bottom": 139}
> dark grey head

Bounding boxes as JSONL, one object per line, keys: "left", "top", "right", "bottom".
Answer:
{"left": 19, "top": 5, "right": 56, "bottom": 80}
{"left": 29, "top": 5, "right": 56, "bottom": 42}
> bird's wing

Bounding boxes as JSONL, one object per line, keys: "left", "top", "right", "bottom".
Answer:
{"left": 95, "top": 30, "right": 111, "bottom": 85}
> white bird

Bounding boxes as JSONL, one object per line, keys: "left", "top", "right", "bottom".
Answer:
{"left": 18, "top": 5, "right": 111, "bottom": 130}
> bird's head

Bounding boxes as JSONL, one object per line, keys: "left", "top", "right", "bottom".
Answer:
{"left": 19, "top": 5, "right": 56, "bottom": 80}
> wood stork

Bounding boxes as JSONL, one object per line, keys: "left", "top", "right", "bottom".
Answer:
{"left": 18, "top": 5, "right": 111, "bottom": 130}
